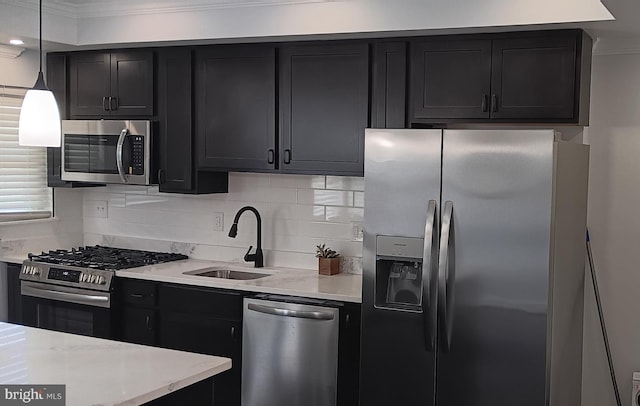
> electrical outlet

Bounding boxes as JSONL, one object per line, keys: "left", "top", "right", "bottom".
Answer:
{"left": 87, "top": 200, "right": 108, "bottom": 218}
{"left": 214, "top": 212, "right": 224, "bottom": 231}
{"left": 351, "top": 222, "right": 364, "bottom": 241}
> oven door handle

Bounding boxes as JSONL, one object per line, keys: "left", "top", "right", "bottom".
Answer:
{"left": 21, "top": 283, "right": 110, "bottom": 308}
{"left": 116, "top": 128, "right": 129, "bottom": 183}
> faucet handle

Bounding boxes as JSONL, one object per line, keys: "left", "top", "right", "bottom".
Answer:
{"left": 244, "top": 246, "right": 254, "bottom": 261}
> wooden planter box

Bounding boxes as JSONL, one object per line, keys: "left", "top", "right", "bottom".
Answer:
{"left": 318, "top": 257, "right": 341, "bottom": 276}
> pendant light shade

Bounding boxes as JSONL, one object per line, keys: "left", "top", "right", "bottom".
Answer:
{"left": 18, "top": 0, "right": 61, "bottom": 147}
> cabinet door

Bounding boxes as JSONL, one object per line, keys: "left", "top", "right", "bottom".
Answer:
{"left": 69, "top": 53, "right": 110, "bottom": 117}
{"left": 7, "top": 264, "right": 22, "bottom": 324}
{"left": 157, "top": 48, "right": 194, "bottom": 192}
{"left": 109, "top": 51, "right": 154, "bottom": 117}
{"left": 371, "top": 42, "right": 407, "bottom": 129}
{"left": 158, "top": 313, "right": 241, "bottom": 406}
{"left": 411, "top": 39, "right": 492, "bottom": 120}
{"left": 490, "top": 35, "right": 577, "bottom": 120}
{"left": 196, "top": 46, "right": 276, "bottom": 171}
{"left": 121, "top": 307, "right": 155, "bottom": 346}
{"left": 280, "top": 43, "right": 369, "bottom": 175}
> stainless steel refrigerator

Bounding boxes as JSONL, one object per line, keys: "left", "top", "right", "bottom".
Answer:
{"left": 360, "top": 129, "right": 589, "bottom": 406}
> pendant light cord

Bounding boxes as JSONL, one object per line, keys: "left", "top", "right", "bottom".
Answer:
{"left": 39, "top": 0, "right": 42, "bottom": 73}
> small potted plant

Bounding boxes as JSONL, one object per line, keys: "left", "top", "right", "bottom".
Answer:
{"left": 316, "top": 244, "right": 341, "bottom": 276}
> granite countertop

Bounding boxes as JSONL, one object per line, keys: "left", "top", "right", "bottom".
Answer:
{"left": 117, "top": 259, "right": 362, "bottom": 303}
{"left": 0, "top": 322, "right": 231, "bottom": 406}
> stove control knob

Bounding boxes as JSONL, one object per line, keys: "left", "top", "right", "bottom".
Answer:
{"left": 80, "top": 273, "right": 86, "bottom": 282}
{"left": 90, "top": 275, "right": 97, "bottom": 283}
{"left": 97, "top": 276, "right": 105, "bottom": 285}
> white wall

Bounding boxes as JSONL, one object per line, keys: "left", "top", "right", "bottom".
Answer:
{"left": 0, "top": 51, "right": 84, "bottom": 258}
{"left": 83, "top": 173, "right": 364, "bottom": 272}
{"left": 582, "top": 52, "right": 640, "bottom": 406}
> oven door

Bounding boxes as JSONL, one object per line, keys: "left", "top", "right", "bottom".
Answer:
{"left": 21, "top": 281, "right": 113, "bottom": 339}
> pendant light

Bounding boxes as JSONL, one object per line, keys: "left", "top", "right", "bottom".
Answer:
{"left": 18, "top": 0, "right": 61, "bottom": 147}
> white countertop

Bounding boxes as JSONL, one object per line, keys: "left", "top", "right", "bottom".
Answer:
{"left": 0, "top": 322, "right": 231, "bottom": 406}
{"left": 117, "top": 259, "right": 362, "bottom": 303}
{"left": 0, "top": 253, "right": 27, "bottom": 264}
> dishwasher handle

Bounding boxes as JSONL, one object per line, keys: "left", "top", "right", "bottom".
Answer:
{"left": 247, "top": 303, "right": 335, "bottom": 320}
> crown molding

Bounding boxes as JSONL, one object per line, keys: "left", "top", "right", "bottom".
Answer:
{"left": 0, "top": 43, "right": 25, "bottom": 58}
{"left": 0, "top": 0, "right": 338, "bottom": 19}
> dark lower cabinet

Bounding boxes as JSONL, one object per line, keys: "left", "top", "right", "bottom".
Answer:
{"left": 117, "top": 278, "right": 157, "bottom": 345}
{"left": 115, "top": 277, "right": 360, "bottom": 406}
{"left": 157, "top": 284, "right": 244, "bottom": 406}
{"left": 337, "top": 302, "right": 361, "bottom": 406}
{"left": 6, "top": 264, "right": 22, "bottom": 325}
{"left": 279, "top": 42, "right": 369, "bottom": 175}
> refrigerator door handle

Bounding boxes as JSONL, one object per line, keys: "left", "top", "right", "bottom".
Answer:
{"left": 438, "top": 201, "right": 455, "bottom": 352}
{"left": 422, "top": 199, "right": 439, "bottom": 351}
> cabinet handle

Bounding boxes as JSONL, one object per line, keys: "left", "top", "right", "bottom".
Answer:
{"left": 130, "top": 293, "right": 143, "bottom": 299}
{"left": 491, "top": 94, "right": 498, "bottom": 112}
{"left": 267, "top": 149, "right": 275, "bottom": 165}
{"left": 230, "top": 326, "right": 235, "bottom": 339}
{"left": 102, "top": 96, "right": 109, "bottom": 111}
{"left": 109, "top": 97, "right": 118, "bottom": 111}
{"left": 284, "top": 149, "right": 291, "bottom": 165}
{"left": 481, "top": 94, "right": 488, "bottom": 112}
{"left": 345, "top": 313, "right": 350, "bottom": 327}
{"left": 158, "top": 169, "right": 165, "bottom": 184}
{"left": 145, "top": 315, "right": 151, "bottom": 330}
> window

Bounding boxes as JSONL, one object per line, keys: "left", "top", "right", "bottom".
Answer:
{"left": 0, "top": 85, "right": 52, "bottom": 221}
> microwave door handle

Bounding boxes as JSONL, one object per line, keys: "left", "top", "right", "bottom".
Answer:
{"left": 116, "top": 128, "right": 129, "bottom": 183}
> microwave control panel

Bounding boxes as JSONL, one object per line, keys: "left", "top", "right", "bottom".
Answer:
{"left": 130, "top": 136, "right": 145, "bottom": 175}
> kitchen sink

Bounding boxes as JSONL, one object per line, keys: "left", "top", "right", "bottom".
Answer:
{"left": 183, "top": 267, "right": 270, "bottom": 280}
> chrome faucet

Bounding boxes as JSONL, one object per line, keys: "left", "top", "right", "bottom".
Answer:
{"left": 228, "top": 206, "right": 264, "bottom": 268}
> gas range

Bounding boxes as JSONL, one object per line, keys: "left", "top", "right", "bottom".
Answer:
{"left": 20, "top": 245, "right": 188, "bottom": 292}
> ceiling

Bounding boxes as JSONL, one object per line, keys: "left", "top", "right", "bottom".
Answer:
{"left": 0, "top": 0, "right": 639, "bottom": 54}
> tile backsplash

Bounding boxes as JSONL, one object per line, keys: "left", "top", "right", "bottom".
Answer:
{"left": 83, "top": 173, "right": 364, "bottom": 273}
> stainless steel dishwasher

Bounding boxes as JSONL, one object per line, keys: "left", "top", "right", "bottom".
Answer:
{"left": 242, "top": 295, "right": 340, "bottom": 406}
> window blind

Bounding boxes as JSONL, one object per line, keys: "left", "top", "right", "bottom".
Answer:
{"left": 0, "top": 85, "right": 52, "bottom": 221}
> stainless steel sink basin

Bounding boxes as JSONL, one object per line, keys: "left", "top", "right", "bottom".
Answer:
{"left": 183, "top": 267, "right": 269, "bottom": 280}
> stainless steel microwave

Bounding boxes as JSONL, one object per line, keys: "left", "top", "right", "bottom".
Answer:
{"left": 61, "top": 120, "right": 154, "bottom": 185}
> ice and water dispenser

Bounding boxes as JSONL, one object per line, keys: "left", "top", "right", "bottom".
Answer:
{"left": 374, "top": 236, "right": 424, "bottom": 312}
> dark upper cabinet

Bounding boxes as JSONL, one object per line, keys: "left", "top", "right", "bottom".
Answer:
{"left": 280, "top": 43, "right": 369, "bottom": 176}
{"left": 157, "top": 47, "right": 228, "bottom": 194}
{"left": 69, "top": 50, "right": 154, "bottom": 117}
{"left": 196, "top": 46, "right": 276, "bottom": 172}
{"left": 490, "top": 34, "right": 577, "bottom": 120}
{"left": 409, "top": 29, "right": 592, "bottom": 125}
{"left": 371, "top": 42, "right": 407, "bottom": 129}
{"left": 411, "top": 39, "right": 492, "bottom": 120}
